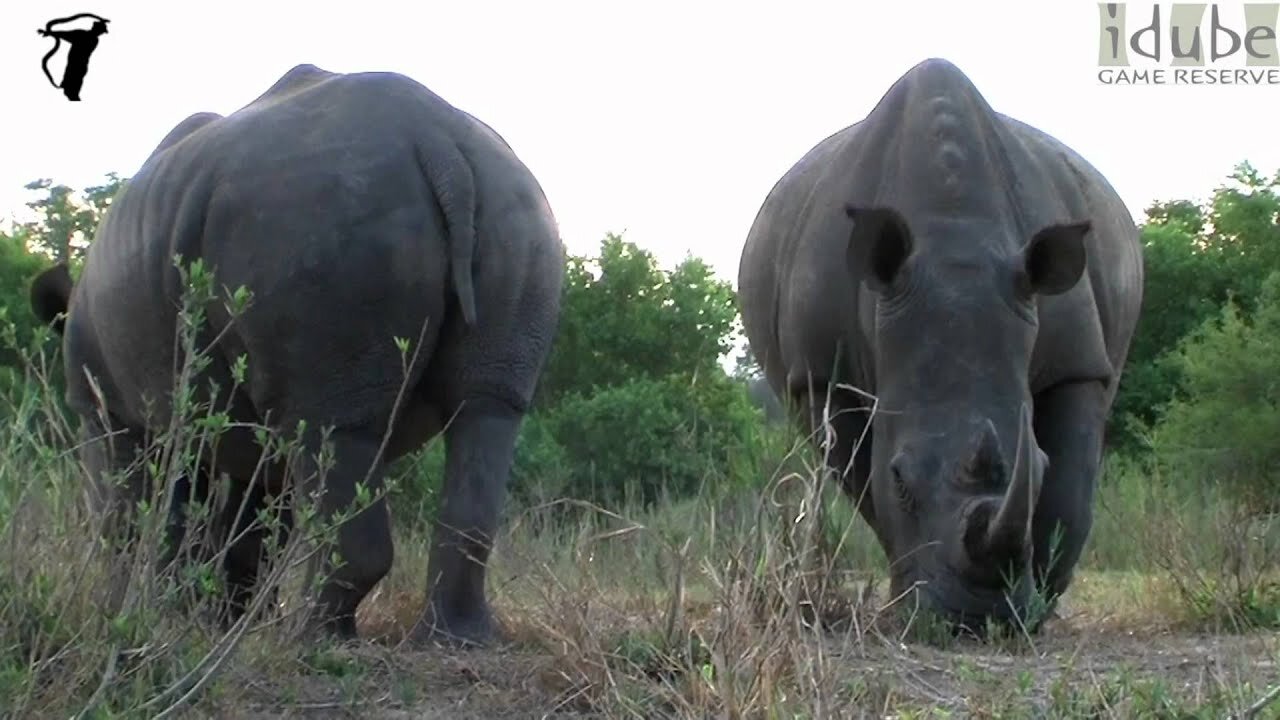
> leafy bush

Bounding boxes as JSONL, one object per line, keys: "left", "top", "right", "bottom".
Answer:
{"left": 535, "top": 233, "right": 738, "bottom": 409}
{"left": 1109, "top": 163, "right": 1280, "bottom": 455}
{"left": 540, "top": 371, "right": 763, "bottom": 508}
{"left": 1150, "top": 271, "right": 1280, "bottom": 510}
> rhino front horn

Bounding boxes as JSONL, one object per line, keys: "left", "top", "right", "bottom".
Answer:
{"left": 984, "top": 404, "right": 1042, "bottom": 554}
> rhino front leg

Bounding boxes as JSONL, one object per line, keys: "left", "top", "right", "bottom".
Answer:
{"left": 295, "top": 428, "right": 394, "bottom": 640}
{"left": 791, "top": 378, "right": 884, "bottom": 546}
{"left": 75, "top": 414, "right": 167, "bottom": 615}
{"left": 1029, "top": 379, "right": 1108, "bottom": 615}
{"left": 414, "top": 394, "right": 520, "bottom": 647}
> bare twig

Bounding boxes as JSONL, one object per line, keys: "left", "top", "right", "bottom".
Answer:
{"left": 1231, "top": 682, "right": 1280, "bottom": 720}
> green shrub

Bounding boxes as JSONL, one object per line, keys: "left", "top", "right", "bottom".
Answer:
{"left": 1108, "top": 163, "right": 1280, "bottom": 456}
{"left": 540, "top": 371, "right": 763, "bottom": 509}
{"left": 1150, "top": 270, "right": 1280, "bottom": 510}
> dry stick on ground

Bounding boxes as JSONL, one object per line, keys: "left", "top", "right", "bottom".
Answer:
{"left": 10, "top": 455, "right": 116, "bottom": 715}
{"left": 491, "top": 500, "right": 648, "bottom": 711}
{"left": 1232, "top": 682, "right": 1280, "bottom": 720}
{"left": 71, "top": 643, "right": 120, "bottom": 720}
{"left": 138, "top": 522, "right": 316, "bottom": 716}
{"left": 146, "top": 520, "right": 331, "bottom": 720}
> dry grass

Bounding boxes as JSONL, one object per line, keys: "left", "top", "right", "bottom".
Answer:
{"left": 7, "top": 420, "right": 1280, "bottom": 719}
{"left": 5, "top": 276, "right": 1280, "bottom": 718}
{"left": 196, "top": 572, "right": 1280, "bottom": 720}
{"left": 210, "top": 443, "right": 1280, "bottom": 719}
{"left": 134, "top": 529, "right": 1280, "bottom": 719}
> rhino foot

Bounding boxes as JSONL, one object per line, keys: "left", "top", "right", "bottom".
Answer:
{"left": 409, "top": 605, "right": 503, "bottom": 649}
{"left": 314, "top": 617, "right": 361, "bottom": 642}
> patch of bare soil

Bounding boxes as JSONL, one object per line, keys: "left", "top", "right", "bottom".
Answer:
{"left": 206, "top": 629, "right": 1280, "bottom": 717}
{"left": 197, "top": 591, "right": 1280, "bottom": 718}
{"left": 224, "top": 644, "right": 594, "bottom": 720}
{"left": 837, "top": 615, "right": 1280, "bottom": 715}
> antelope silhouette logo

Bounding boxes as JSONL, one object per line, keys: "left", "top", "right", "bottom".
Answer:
{"left": 38, "top": 13, "right": 111, "bottom": 102}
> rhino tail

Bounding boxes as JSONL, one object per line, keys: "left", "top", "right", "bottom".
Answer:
{"left": 418, "top": 140, "right": 478, "bottom": 328}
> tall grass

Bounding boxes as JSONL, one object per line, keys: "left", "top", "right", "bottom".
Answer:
{"left": 2, "top": 280, "right": 1280, "bottom": 716}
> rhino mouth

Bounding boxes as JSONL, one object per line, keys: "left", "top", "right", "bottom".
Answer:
{"left": 896, "top": 568, "right": 1036, "bottom": 636}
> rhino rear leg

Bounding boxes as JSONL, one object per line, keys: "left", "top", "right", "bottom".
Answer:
{"left": 413, "top": 394, "right": 522, "bottom": 647}
{"left": 157, "top": 466, "right": 220, "bottom": 613}
{"left": 214, "top": 473, "right": 295, "bottom": 627}
{"left": 77, "top": 414, "right": 215, "bottom": 621}
{"left": 294, "top": 428, "right": 394, "bottom": 640}
{"left": 1029, "top": 380, "right": 1108, "bottom": 616}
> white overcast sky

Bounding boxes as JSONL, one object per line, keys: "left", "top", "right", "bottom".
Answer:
{"left": 1, "top": 0, "right": 1277, "bottom": 286}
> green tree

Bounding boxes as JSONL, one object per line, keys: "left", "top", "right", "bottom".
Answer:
{"left": 514, "top": 232, "right": 760, "bottom": 507}
{"left": 19, "top": 173, "right": 125, "bottom": 263}
{"left": 0, "top": 174, "right": 127, "bottom": 422}
{"left": 542, "top": 369, "right": 761, "bottom": 507}
{"left": 1109, "top": 162, "right": 1280, "bottom": 453}
{"left": 729, "top": 340, "right": 762, "bottom": 380}
{"left": 0, "top": 227, "right": 59, "bottom": 370}
{"left": 1151, "top": 270, "right": 1280, "bottom": 510}
{"left": 535, "top": 233, "right": 739, "bottom": 407}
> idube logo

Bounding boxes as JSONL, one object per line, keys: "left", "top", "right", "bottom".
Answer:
{"left": 1097, "top": 2, "right": 1280, "bottom": 85}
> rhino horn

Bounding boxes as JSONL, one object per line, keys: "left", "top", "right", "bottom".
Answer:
{"left": 984, "top": 404, "right": 1041, "bottom": 554}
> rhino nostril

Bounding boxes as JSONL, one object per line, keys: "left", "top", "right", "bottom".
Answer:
{"left": 961, "top": 499, "right": 994, "bottom": 560}
{"left": 888, "top": 452, "right": 917, "bottom": 511}
{"left": 960, "top": 497, "right": 1029, "bottom": 569}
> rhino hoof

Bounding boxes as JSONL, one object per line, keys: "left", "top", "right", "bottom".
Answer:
{"left": 409, "top": 611, "right": 501, "bottom": 650}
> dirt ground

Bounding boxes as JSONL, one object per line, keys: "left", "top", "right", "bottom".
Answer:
{"left": 216, "top": 630, "right": 1280, "bottom": 719}
{"left": 207, "top": 589, "right": 1280, "bottom": 719}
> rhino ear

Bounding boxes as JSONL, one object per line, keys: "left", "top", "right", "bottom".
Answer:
{"left": 1021, "top": 220, "right": 1089, "bottom": 297}
{"left": 30, "top": 263, "right": 73, "bottom": 335}
{"left": 844, "top": 204, "right": 914, "bottom": 293}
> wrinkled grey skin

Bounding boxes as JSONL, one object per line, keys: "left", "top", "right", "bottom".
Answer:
{"left": 736, "top": 58, "right": 1143, "bottom": 632}
{"left": 29, "top": 64, "right": 565, "bottom": 646}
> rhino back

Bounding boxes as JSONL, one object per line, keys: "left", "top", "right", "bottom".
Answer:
{"left": 737, "top": 123, "right": 865, "bottom": 395}
{"left": 66, "top": 65, "right": 562, "bottom": 429}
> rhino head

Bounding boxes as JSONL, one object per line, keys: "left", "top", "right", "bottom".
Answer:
{"left": 844, "top": 203, "right": 1089, "bottom": 632}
